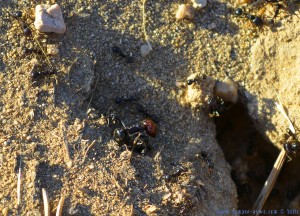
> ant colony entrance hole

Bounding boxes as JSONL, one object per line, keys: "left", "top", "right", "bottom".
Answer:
{"left": 214, "top": 100, "right": 300, "bottom": 210}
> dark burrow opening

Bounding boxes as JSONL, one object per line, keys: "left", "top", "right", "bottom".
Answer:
{"left": 214, "top": 100, "right": 300, "bottom": 211}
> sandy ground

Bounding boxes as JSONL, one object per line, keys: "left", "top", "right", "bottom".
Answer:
{"left": 0, "top": 0, "right": 299, "bottom": 215}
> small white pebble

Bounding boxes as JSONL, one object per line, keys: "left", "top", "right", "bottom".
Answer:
{"left": 176, "top": 4, "right": 195, "bottom": 21}
{"left": 140, "top": 43, "right": 152, "bottom": 57}
{"left": 88, "top": 164, "right": 95, "bottom": 170}
{"left": 215, "top": 77, "right": 239, "bottom": 103}
{"left": 26, "top": 135, "right": 32, "bottom": 141}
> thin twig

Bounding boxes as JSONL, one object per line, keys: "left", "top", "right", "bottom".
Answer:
{"left": 56, "top": 195, "right": 65, "bottom": 216}
{"left": 110, "top": 173, "right": 124, "bottom": 193}
{"left": 17, "top": 139, "right": 22, "bottom": 206}
{"left": 68, "top": 58, "right": 78, "bottom": 81}
{"left": 42, "top": 188, "right": 50, "bottom": 216}
{"left": 86, "top": 73, "right": 100, "bottom": 112}
{"left": 62, "top": 123, "right": 73, "bottom": 167}
{"left": 81, "top": 140, "right": 96, "bottom": 164}
{"left": 17, "top": 167, "right": 22, "bottom": 206}
{"left": 253, "top": 95, "right": 296, "bottom": 214}
{"left": 141, "top": 0, "right": 152, "bottom": 50}
{"left": 253, "top": 149, "right": 286, "bottom": 214}
{"left": 33, "top": 37, "right": 53, "bottom": 69}
{"left": 275, "top": 100, "right": 295, "bottom": 134}
{"left": 142, "top": 0, "right": 148, "bottom": 41}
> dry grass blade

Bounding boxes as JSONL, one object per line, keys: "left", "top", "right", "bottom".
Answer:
{"left": 17, "top": 167, "right": 21, "bottom": 205}
{"left": 42, "top": 188, "right": 50, "bottom": 216}
{"left": 56, "top": 195, "right": 65, "bottom": 216}
{"left": 61, "top": 123, "right": 73, "bottom": 167}
{"left": 86, "top": 74, "right": 99, "bottom": 112}
{"left": 275, "top": 97, "right": 295, "bottom": 134}
{"left": 33, "top": 36, "right": 53, "bottom": 69}
{"left": 253, "top": 95, "right": 295, "bottom": 214}
{"left": 253, "top": 149, "right": 287, "bottom": 214}
{"left": 141, "top": 0, "right": 152, "bottom": 53}
{"left": 142, "top": 0, "right": 148, "bottom": 41}
{"left": 81, "top": 140, "right": 96, "bottom": 164}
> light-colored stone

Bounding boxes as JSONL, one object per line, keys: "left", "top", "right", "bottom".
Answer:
{"left": 176, "top": 4, "right": 195, "bottom": 21}
{"left": 191, "top": 0, "right": 207, "bottom": 9}
{"left": 214, "top": 77, "right": 239, "bottom": 103}
{"left": 34, "top": 4, "right": 66, "bottom": 34}
{"left": 140, "top": 42, "right": 152, "bottom": 57}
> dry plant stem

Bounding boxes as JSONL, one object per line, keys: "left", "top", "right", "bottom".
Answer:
{"left": 86, "top": 74, "right": 99, "bottom": 112}
{"left": 253, "top": 96, "right": 294, "bottom": 213}
{"left": 68, "top": 58, "right": 78, "bottom": 81}
{"left": 56, "top": 195, "right": 65, "bottom": 216}
{"left": 42, "top": 188, "right": 50, "bottom": 216}
{"left": 33, "top": 36, "right": 53, "bottom": 69}
{"left": 103, "top": 166, "right": 124, "bottom": 193}
{"left": 17, "top": 167, "right": 21, "bottom": 205}
{"left": 81, "top": 140, "right": 96, "bottom": 164}
{"left": 253, "top": 149, "right": 287, "bottom": 214}
{"left": 275, "top": 101, "right": 295, "bottom": 134}
{"left": 62, "top": 123, "right": 72, "bottom": 167}
{"left": 142, "top": 0, "right": 148, "bottom": 41}
{"left": 142, "top": 0, "right": 152, "bottom": 50}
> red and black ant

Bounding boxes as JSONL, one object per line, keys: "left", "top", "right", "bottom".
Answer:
{"left": 108, "top": 114, "right": 157, "bottom": 154}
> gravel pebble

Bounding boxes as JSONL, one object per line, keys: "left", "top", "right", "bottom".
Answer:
{"left": 34, "top": 4, "right": 66, "bottom": 34}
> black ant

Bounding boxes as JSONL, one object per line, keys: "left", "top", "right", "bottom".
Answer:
{"left": 112, "top": 46, "right": 134, "bottom": 63}
{"left": 187, "top": 79, "right": 197, "bottom": 85}
{"left": 31, "top": 68, "right": 57, "bottom": 80}
{"left": 195, "top": 151, "right": 215, "bottom": 174}
{"left": 235, "top": 8, "right": 264, "bottom": 27}
{"left": 283, "top": 130, "right": 300, "bottom": 157}
{"left": 284, "top": 142, "right": 300, "bottom": 156}
{"left": 164, "top": 166, "right": 188, "bottom": 182}
{"left": 7, "top": 10, "right": 57, "bottom": 80}
{"left": 115, "top": 96, "right": 138, "bottom": 104}
{"left": 186, "top": 74, "right": 207, "bottom": 86}
{"left": 9, "top": 10, "right": 33, "bottom": 36}
{"left": 109, "top": 115, "right": 157, "bottom": 154}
